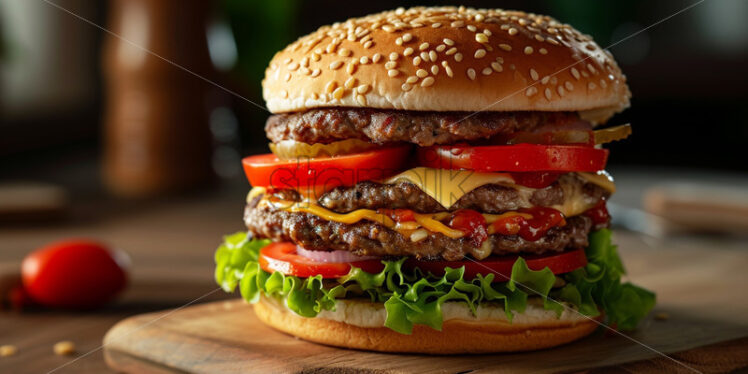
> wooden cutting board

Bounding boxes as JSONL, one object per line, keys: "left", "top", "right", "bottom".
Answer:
{"left": 103, "top": 234, "right": 748, "bottom": 373}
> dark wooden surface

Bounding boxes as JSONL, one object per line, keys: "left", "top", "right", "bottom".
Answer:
{"left": 1, "top": 169, "right": 747, "bottom": 373}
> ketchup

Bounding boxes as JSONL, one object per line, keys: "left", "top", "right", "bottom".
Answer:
{"left": 584, "top": 200, "right": 610, "bottom": 226}
{"left": 378, "top": 208, "right": 416, "bottom": 222}
{"left": 510, "top": 172, "right": 561, "bottom": 189}
{"left": 448, "top": 209, "right": 488, "bottom": 247}
{"left": 491, "top": 207, "right": 566, "bottom": 241}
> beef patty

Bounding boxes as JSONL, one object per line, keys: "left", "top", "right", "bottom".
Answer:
{"left": 244, "top": 198, "right": 594, "bottom": 261}
{"left": 268, "top": 173, "right": 608, "bottom": 215}
{"left": 266, "top": 108, "right": 581, "bottom": 146}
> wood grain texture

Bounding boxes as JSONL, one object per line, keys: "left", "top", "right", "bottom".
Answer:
{"left": 103, "top": 239, "right": 748, "bottom": 374}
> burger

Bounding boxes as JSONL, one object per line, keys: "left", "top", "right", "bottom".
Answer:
{"left": 214, "top": 6, "right": 655, "bottom": 354}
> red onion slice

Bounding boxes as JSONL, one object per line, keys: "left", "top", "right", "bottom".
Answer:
{"left": 296, "top": 246, "right": 378, "bottom": 263}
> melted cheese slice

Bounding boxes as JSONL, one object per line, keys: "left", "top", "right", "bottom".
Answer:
{"left": 383, "top": 167, "right": 517, "bottom": 210}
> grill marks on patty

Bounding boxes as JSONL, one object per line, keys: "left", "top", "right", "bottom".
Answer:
{"left": 244, "top": 200, "right": 594, "bottom": 261}
{"left": 265, "top": 108, "right": 580, "bottom": 146}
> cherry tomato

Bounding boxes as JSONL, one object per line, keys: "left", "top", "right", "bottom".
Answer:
{"left": 417, "top": 144, "right": 609, "bottom": 172}
{"left": 258, "top": 242, "right": 385, "bottom": 278}
{"left": 242, "top": 145, "right": 411, "bottom": 192}
{"left": 405, "top": 249, "right": 588, "bottom": 281}
{"left": 21, "top": 240, "right": 128, "bottom": 309}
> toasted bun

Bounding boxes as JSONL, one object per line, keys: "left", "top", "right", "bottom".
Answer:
{"left": 254, "top": 297, "right": 599, "bottom": 354}
{"left": 263, "top": 6, "right": 630, "bottom": 124}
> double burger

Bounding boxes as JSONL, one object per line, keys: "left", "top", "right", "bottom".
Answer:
{"left": 215, "top": 6, "right": 655, "bottom": 353}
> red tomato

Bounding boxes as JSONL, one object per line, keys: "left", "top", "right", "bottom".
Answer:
{"left": 405, "top": 249, "right": 587, "bottom": 281}
{"left": 509, "top": 172, "right": 561, "bottom": 188}
{"left": 242, "top": 146, "right": 411, "bottom": 192}
{"left": 21, "top": 240, "right": 128, "bottom": 309}
{"left": 417, "top": 144, "right": 609, "bottom": 172}
{"left": 258, "top": 242, "right": 385, "bottom": 278}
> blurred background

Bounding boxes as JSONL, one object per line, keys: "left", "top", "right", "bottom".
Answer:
{"left": 1, "top": 1, "right": 747, "bottom": 372}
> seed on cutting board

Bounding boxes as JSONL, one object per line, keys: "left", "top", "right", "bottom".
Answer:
{"left": 53, "top": 341, "right": 76, "bottom": 356}
{"left": 654, "top": 312, "right": 670, "bottom": 321}
{"left": 1, "top": 345, "right": 18, "bottom": 357}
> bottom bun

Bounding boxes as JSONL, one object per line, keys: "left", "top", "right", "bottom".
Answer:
{"left": 254, "top": 296, "right": 599, "bottom": 354}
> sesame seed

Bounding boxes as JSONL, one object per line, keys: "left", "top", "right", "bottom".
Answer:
{"left": 541, "top": 76, "right": 550, "bottom": 84}
{"left": 588, "top": 82, "right": 597, "bottom": 90}
{"left": 300, "top": 67, "right": 311, "bottom": 75}
{"left": 406, "top": 76, "right": 418, "bottom": 84}
{"left": 539, "top": 48, "right": 548, "bottom": 55}
{"left": 311, "top": 92, "right": 318, "bottom": 100}
{"left": 364, "top": 41, "right": 373, "bottom": 49}
{"left": 519, "top": 18, "right": 528, "bottom": 26}
{"left": 431, "top": 65, "right": 439, "bottom": 75}
{"left": 571, "top": 67, "right": 581, "bottom": 80}
{"left": 421, "top": 76, "right": 435, "bottom": 87}
{"left": 344, "top": 77, "right": 356, "bottom": 89}
{"left": 524, "top": 46, "right": 534, "bottom": 54}
{"left": 525, "top": 87, "right": 538, "bottom": 96}
{"left": 372, "top": 53, "right": 382, "bottom": 63}
{"left": 499, "top": 44, "right": 512, "bottom": 51}
{"left": 455, "top": 53, "right": 464, "bottom": 62}
{"left": 356, "top": 94, "right": 367, "bottom": 105}
{"left": 326, "top": 43, "right": 336, "bottom": 54}
{"left": 436, "top": 44, "right": 446, "bottom": 52}
{"left": 544, "top": 88, "right": 553, "bottom": 100}
{"left": 420, "top": 51, "right": 429, "bottom": 61}
{"left": 403, "top": 47, "right": 414, "bottom": 56}
{"left": 357, "top": 84, "right": 370, "bottom": 94}
{"left": 467, "top": 25, "right": 477, "bottom": 32}
{"left": 587, "top": 63, "right": 597, "bottom": 74}
{"left": 446, "top": 47, "right": 457, "bottom": 55}
{"left": 484, "top": 29, "right": 492, "bottom": 36}
{"left": 395, "top": 7, "right": 405, "bottom": 15}
{"left": 432, "top": 22, "right": 442, "bottom": 28}
{"left": 395, "top": 37, "right": 403, "bottom": 46}
{"left": 413, "top": 56, "right": 422, "bottom": 66}
{"left": 312, "top": 53, "right": 321, "bottom": 62}
{"left": 332, "top": 87, "right": 345, "bottom": 100}
{"left": 535, "top": 34, "right": 545, "bottom": 42}
{"left": 401, "top": 83, "right": 413, "bottom": 91}
{"left": 467, "top": 68, "right": 476, "bottom": 80}
{"left": 325, "top": 81, "right": 337, "bottom": 94}
{"left": 429, "top": 51, "right": 437, "bottom": 62}
{"left": 54, "top": 341, "right": 76, "bottom": 356}
{"left": 557, "top": 86, "right": 566, "bottom": 96}
{"left": 288, "top": 62, "right": 299, "bottom": 71}
{"left": 500, "top": 24, "right": 509, "bottom": 30}
{"left": 475, "top": 14, "right": 485, "bottom": 22}
{"left": 547, "top": 27, "right": 557, "bottom": 34}
{"left": 283, "top": 58, "right": 292, "bottom": 64}
{"left": 482, "top": 67, "right": 492, "bottom": 75}
{"left": 416, "top": 69, "right": 428, "bottom": 78}
{"left": 445, "top": 65, "right": 454, "bottom": 77}
{"left": 491, "top": 62, "right": 503, "bottom": 72}
{"left": 474, "top": 49, "right": 487, "bottom": 58}
{"left": 360, "top": 56, "right": 369, "bottom": 64}
{"left": 582, "top": 70, "right": 590, "bottom": 78}
{"left": 388, "top": 69, "right": 399, "bottom": 77}
{"left": 546, "top": 38, "right": 560, "bottom": 46}
{"left": 508, "top": 28, "right": 518, "bottom": 35}
{"left": 402, "top": 33, "right": 413, "bottom": 42}
{"left": 475, "top": 33, "right": 489, "bottom": 43}
{"left": 444, "top": 38, "right": 455, "bottom": 46}
{"left": 382, "top": 25, "right": 395, "bottom": 33}
{"left": 311, "top": 69, "right": 321, "bottom": 77}
{"left": 530, "top": 68, "right": 539, "bottom": 81}
{"left": 565, "top": 81, "right": 574, "bottom": 91}
{"left": 284, "top": 73, "right": 292, "bottom": 82}
{"left": 281, "top": 90, "right": 288, "bottom": 99}
{"left": 451, "top": 20, "right": 465, "bottom": 28}
{"left": 389, "top": 52, "right": 399, "bottom": 61}
{"left": 600, "top": 79, "right": 608, "bottom": 88}
{"left": 385, "top": 61, "right": 397, "bottom": 69}
{"left": 419, "top": 42, "right": 430, "bottom": 51}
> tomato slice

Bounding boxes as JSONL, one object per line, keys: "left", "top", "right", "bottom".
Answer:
{"left": 417, "top": 144, "right": 608, "bottom": 172}
{"left": 404, "top": 249, "right": 587, "bottom": 281}
{"left": 258, "top": 242, "right": 385, "bottom": 278}
{"left": 243, "top": 145, "right": 411, "bottom": 192}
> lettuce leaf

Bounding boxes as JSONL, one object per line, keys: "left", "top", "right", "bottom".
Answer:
{"left": 215, "top": 229, "right": 654, "bottom": 334}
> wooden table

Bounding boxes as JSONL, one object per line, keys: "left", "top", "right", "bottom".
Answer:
{"left": 1, "top": 168, "right": 747, "bottom": 373}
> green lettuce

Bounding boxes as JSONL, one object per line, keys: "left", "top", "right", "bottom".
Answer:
{"left": 214, "top": 229, "right": 654, "bottom": 334}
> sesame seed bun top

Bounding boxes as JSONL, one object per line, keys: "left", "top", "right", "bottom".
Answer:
{"left": 262, "top": 6, "right": 631, "bottom": 124}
